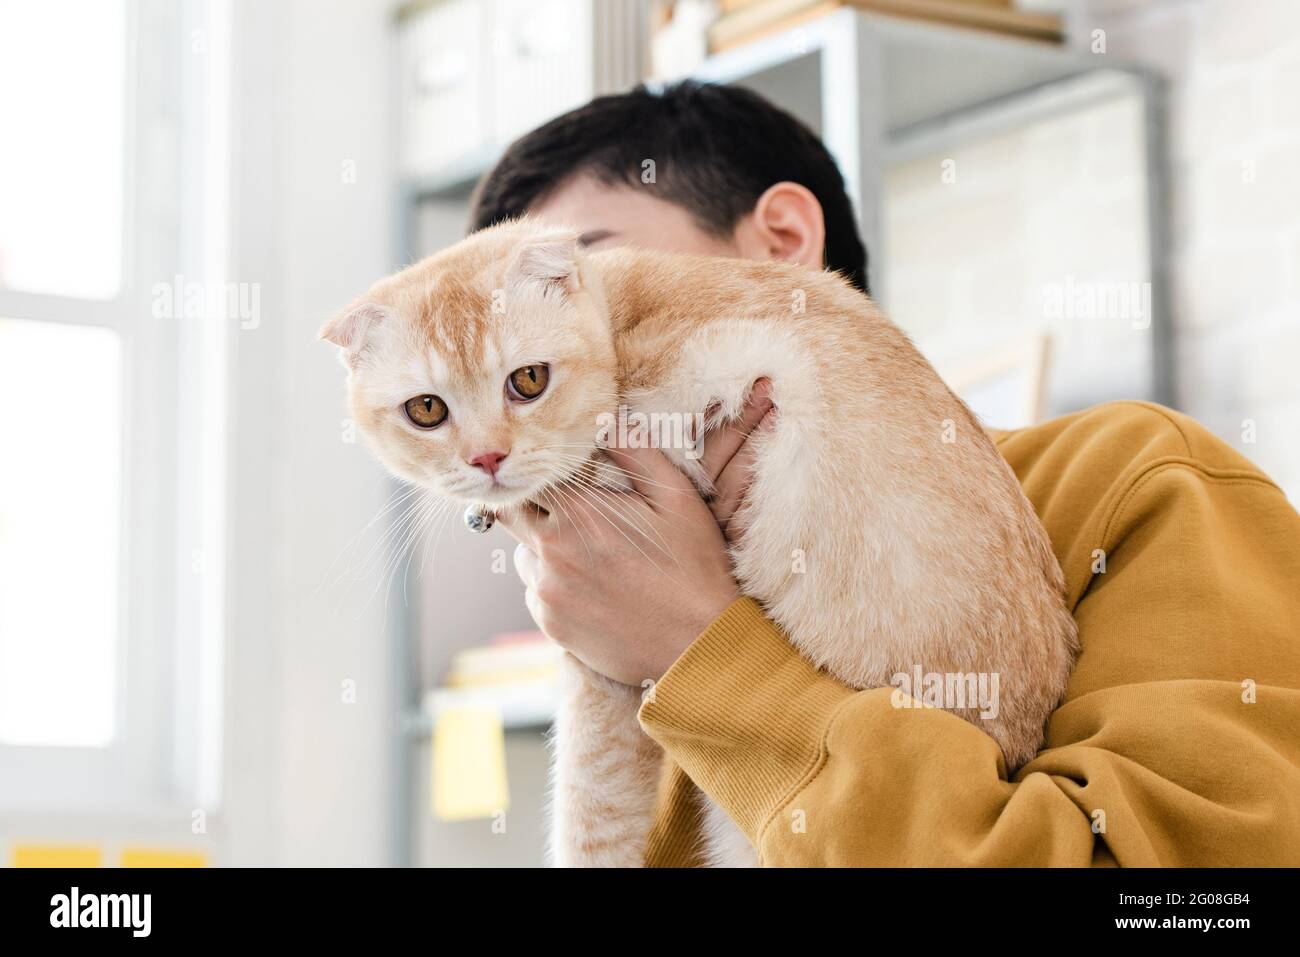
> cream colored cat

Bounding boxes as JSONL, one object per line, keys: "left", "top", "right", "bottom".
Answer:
{"left": 323, "top": 218, "right": 1078, "bottom": 868}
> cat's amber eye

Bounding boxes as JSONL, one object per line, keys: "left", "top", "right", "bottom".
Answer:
{"left": 404, "top": 394, "right": 448, "bottom": 429}
{"left": 506, "top": 364, "right": 550, "bottom": 402}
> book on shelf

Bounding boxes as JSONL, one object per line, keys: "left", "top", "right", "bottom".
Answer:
{"left": 423, "top": 629, "right": 562, "bottom": 731}
{"left": 441, "top": 629, "right": 563, "bottom": 688}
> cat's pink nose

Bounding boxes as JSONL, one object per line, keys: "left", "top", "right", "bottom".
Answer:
{"left": 468, "top": 450, "right": 508, "bottom": 477}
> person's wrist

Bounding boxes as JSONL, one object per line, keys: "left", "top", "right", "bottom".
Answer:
{"left": 653, "top": 583, "right": 739, "bottom": 680}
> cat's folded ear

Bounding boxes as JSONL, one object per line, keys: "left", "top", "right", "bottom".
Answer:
{"left": 507, "top": 231, "right": 582, "bottom": 295}
{"left": 319, "top": 300, "right": 392, "bottom": 366}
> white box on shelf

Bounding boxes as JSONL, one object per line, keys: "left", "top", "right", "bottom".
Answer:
{"left": 398, "top": 0, "right": 491, "bottom": 179}
{"left": 396, "top": 0, "right": 644, "bottom": 192}
{"left": 490, "top": 0, "right": 595, "bottom": 146}
{"left": 423, "top": 680, "right": 560, "bottom": 732}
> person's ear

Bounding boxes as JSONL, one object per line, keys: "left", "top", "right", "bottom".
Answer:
{"left": 733, "top": 181, "right": 827, "bottom": 272}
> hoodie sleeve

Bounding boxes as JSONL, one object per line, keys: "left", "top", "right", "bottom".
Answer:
{"left": 639, "top": 406, "right": 1300, "bottom": 866}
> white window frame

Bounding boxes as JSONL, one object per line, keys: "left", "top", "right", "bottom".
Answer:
{"left": 0, "top": 0, "right": 228, "bottom": 820}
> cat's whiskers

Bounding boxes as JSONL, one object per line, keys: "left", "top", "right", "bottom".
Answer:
{"left": 327, "top": 448, "right": 693, "bottom": 618}
{"left": 546, "top": 462, "right": 679, "bottom": 555}
{"left": 361, "top": 496, "right": 431, "bottom": 615}
{"left": 317, "top": 481, "right": 425, "bottom": 598}
{"left": 358, "top": 490, "right": 440, "bottom": 609}
{"left": 415, "top": 494, "right": 458, "bottom": 589}
{"left": 537, "top": 484, "right": 596, "bottom": 565}
{"left": 567, "top": 482, "right": 688, "bottom": 584}
{"left": 534, "top": 450, "right": 699, "bottom": 538}
{"left": 326, "top": 489, "right": 430, "bottom": 618}
{"left": 369, "top": 493, "right": 454, "bottom": 622}
{"left": 540, "top": 450, "right": 701, "bottom": 529}
{"left": 538, "top": 460, "right": 665, "bottom": 535}
{"left": 350, "top": 490, "right": 431, "bottom": 587}
{"left": 539, "top": 446, "right": 689, "bottom": 494}
{"left": 535, "top": 463, "right": 685, "bottom": 580}
{"left": 390, "top": 496, "right": 450, "bottom": 617}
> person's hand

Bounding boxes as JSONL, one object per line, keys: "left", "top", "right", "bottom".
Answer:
{"left": 500, "top": 445, "right": 739, "bottom": 685}
{"left": 698, "top": 379, "right": 775, "bottom": 542}
{"left": 499, "top": 380, "right": 776, "bottom": 684}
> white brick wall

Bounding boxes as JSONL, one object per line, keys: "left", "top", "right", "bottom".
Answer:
{"left": 884, "top": 95, "right": 1156, "bottom": 422}
{"left": 1075, "top": 0, "right": 1300, "bottom": 501}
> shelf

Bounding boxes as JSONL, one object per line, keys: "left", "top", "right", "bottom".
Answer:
{"left": 395, "top": 7, "right": 1135, "bottom": 282}
{"left": 689, "top": 7, "right": 1098, "bottom": 139}
{"left": 398, "top": 8, "right": 1104, "bottom": 209}
{"left": 402, "top": 141, "right": 509, "bottom": 201}
{"left": 404, "top": 680, "right": 559, "bottom": 737}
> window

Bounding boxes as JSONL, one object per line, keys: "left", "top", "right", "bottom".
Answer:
{"left": 0, "top": 0, "right": 227, "bottom": 814}
{"left": 0, "top": 1, "right": 125, "bottom": 300}
{"left": 0, "top": 319, "right": 123, "bottom": 747}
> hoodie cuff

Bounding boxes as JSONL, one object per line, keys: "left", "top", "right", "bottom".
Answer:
{"left": 637, "top": 597, "right": 854, "bottom": 842}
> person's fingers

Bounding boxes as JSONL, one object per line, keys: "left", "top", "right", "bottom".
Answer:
{"left": 512, "top": 541, "right": 539, "bottom": 590}
{"left": 710, "top": 407, "right": 777, "bottom": 536}
{"left": 604, "top": 445, "right": 697, "bottom": 512}
{"left": 522, "top": 582, "right": 545, "bottom": 633}
{"left": 697, "top": 379, "right": 773, "bottom": 487}
{"left": 494, "top": 500, "right": 548, "bottom": 549}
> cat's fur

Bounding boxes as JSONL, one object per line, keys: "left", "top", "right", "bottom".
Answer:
{"left": 323, "top": 219, "right": 1079, "bottom": 867}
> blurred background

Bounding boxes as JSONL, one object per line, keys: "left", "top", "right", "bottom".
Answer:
{"left": 0, "top": 0, "right": 1296, "bottom": 867}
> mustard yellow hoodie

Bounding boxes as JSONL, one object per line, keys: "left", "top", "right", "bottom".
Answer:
{"left": 637, "top": 401, "right": 1300, "bottom": 866}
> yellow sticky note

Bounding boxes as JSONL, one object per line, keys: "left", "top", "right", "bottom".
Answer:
{"left": 432, "top": 705, "right": 509, "bottom": 821}
{"left": 121, "top": 847, "right": 207, "bottom": 868}
{"left": 12, "top": 844, "right": 102, "bottom": 868}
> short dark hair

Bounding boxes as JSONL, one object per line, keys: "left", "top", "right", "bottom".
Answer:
{"left": 469, "top": 81, "right": 869, "bottom": 294}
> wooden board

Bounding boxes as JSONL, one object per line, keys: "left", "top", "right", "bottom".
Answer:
{"left": 710, "top": 0, "right": 1063, "bottom": 51}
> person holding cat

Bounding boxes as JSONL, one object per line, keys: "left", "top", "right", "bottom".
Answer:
{"left": 466, "top": 82, "right": 1300, "bottom": 866}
